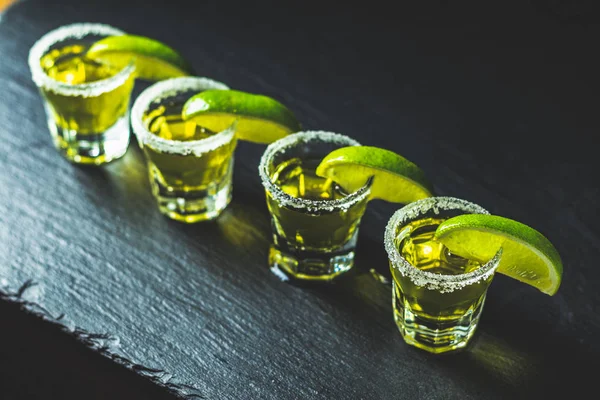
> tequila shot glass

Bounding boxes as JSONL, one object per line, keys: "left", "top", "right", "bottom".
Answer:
{"left": 384, "top": 196, "right": 503, "bottom": 354}
{"left": 259, "top": 131, "right": 371, "bottom": 281}
{"left": 28, "top": 23, "right": 136, "bottom": 165}
{"left": 131, "top": 77, "right": 236, "bottom": 223}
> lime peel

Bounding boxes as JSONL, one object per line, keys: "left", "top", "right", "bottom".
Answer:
{"left": 315, "top": 146, "right": 433, "bottom": 203}
{"left": 182, "top": 89, "right": 301, "bottom": 144}
{"left": 435, "top": 214, "right": 563, "bottom": 295}
{"left": 86, "top": 34, "right": 193, "bottom": 81}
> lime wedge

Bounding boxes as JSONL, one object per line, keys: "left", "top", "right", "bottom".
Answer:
{"left": 314, "top": 146, "right": 433, "bottom": 203}
{"left": 434, "top": 214, "right": 563, "bottom": 295}
{"left": 181, "top": 89, "right": 301, "bottom": 144}
{"left": 86, "top": 34, "right": 193, "bottom": 81}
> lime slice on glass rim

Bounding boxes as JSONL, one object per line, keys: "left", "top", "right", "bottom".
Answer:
{"left": 434, "top": 214, "right": 563, "bottom": 295}
{"left": 314, "top": 146, "right": 433, "bottom": 203}
{"left": 182, "top": 89, "right": 301, "bottom": 144}
{"left": 87, "top": 34, "right": 193, "bottom": 80}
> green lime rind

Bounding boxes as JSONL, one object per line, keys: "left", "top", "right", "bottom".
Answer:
{"left": 434, "top": 214, "right": 563, "bottom": 296}
{"left": 87, "top": 34, "right": 193, "bottom": 81}
{"left": 182, "top": 89, "right": 301, "bottom": 144}
{"left": 315, "top": 146, "right": 433, "bottom": 203}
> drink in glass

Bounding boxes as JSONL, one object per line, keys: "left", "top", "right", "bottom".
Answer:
{"left": 131, "top": 77, "right": 236, "bottom": 223}
{"left": 384, "top": 196, "right": 502, "bottom": 353}
{"left": 259, "top": 131, "right": 371, "bottom": 281}
{"left": 28, "top": 23, "right": 136, "bottom": 165}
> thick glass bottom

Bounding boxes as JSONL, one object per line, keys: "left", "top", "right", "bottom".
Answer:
{"left": 46, "top": 111, "right": 130, "bottom": 165}
{"left": 268, "top": 229, "right": 358, "bottom": 281}
{"left": 150, "top": 167, "right": 232, "bottom": 223}
{"left": 392, "top": 282, "right": 486, "bottom": 354}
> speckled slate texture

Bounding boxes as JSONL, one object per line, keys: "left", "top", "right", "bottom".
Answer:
{"left": 1, "top": 1, "right": 599, "bottom": 399}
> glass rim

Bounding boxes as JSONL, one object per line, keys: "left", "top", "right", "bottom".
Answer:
{"left": 258, "top": 130, "right": 371, "bottom": 211}
{"left": 131, "top": 76, "right": 236, "bottom": 156}
{"left": 384, "top": 196, "right": 503, "bottom": 293}
{"left": 28, "top": 22, "right": 136, "bottom": 97}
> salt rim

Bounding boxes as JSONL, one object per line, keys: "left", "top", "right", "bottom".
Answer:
{"left": 384, "top": 196, "right": 503, "bottom": 293}
{"left": 28, "top": 23, "right": 136, "bottom": 97}
{"left": 131, "top": 76, "right": 234, "bottom": 156}
{"left": 258, "top": 131, "right": 371, "bottom": 213}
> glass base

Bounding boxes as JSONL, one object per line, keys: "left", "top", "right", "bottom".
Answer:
{"left": 268, "top": 243, "right": 355, "bottom": 282}
{"left": 46, "top": 111, "right": 130, "bottom": 165}
{"left": 150, "top": 173, "right": 232, "bottom": 224}
{"left": 392, "top": 282, "right": 485, "bottom": 354}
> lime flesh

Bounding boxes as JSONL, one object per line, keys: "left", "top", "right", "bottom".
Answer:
{"left": 182, "top": 89, "right": 301, "bottom": 144}
{"left": 314, "top": 146, "right": 433, "bottom": 203}
{"left": 435, "top": 214, "right": 563, "bottom": 295}
{"left": 86, "top": 34, "right": 193, "bottom": 81}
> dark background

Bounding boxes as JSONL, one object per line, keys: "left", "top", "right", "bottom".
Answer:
{"left": 1, "top": 0, "right": 599, "bottom": 399}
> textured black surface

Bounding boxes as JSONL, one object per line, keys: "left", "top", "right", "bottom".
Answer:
{"left": 1, "top": 1, "right": 599, "bottom": 399}
{"left": 0, "top": 291, "right": 179, "bottom": 400}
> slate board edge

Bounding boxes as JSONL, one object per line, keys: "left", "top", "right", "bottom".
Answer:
{"left": 0, "top": 280, "right": 203, "bottom": 400}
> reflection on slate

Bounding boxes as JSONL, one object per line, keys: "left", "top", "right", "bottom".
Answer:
{"left": 1, "top": 0, "right": 599, "bottom": 399}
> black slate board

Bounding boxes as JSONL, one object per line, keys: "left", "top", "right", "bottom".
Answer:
{"left": 1, "top": 1, "right": 600, "bottom": 399}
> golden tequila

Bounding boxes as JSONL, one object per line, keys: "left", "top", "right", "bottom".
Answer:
{"left": 40, "top": 44, "right": 134, "bottom": 134}
{"left": 385, "top": 197, "right": 501, "bottom": 354}
{"left": 259, "top": 131, "right": 371, "bottom": 281}
{"left": 268, "top": 158, "right": 366, "bottom": 251}
{"left": 142, "top": 106, "right": 236, "bottom": 191}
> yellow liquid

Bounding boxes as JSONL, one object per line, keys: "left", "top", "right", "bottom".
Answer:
{"left": 142, "top": 105, "right": 237, "bottom": 190}
{"left": 267, "top": 158, "right": 368, "bottom": 251}
{"left": 398, "top": 217, "right": 482, "bottom": 276}
{"left": 40, "top": 44, "right": 134, "bottom": 133}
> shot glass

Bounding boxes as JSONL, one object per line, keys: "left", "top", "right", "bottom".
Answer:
{"left": 384, "top": 196, "right": 503, "bottom": 354}
{"left": 131, "top": 77, "right": 236, "bottom": 223}
{"left": 28, "top": 23, "right": 136, "bottom": 165}
{"left": 258, "top": 131, "right": 371, "bottom": 281}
